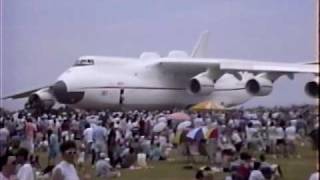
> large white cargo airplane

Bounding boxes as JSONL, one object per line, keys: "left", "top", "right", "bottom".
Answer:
{"left": 3, "top": 32, "right": 319, "bottom": 110}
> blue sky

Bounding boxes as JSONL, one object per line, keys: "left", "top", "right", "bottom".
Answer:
{"left": 1, "top": 0, "right": 317, "bottom": 110}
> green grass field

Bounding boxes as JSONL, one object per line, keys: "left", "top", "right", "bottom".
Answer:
{"left": 117, "top": 147, "right": 317, "bottom": 180}
{"left": 39, "top": 143, "right": 318, "bottom": 180}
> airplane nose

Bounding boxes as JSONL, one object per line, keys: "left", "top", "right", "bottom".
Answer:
{"left": 50, "top": 81, "right": 85, "bottom": 104}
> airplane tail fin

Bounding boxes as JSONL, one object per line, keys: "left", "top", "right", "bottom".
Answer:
{"left": 191, "top": 30, "right": 210, "bottom": 58}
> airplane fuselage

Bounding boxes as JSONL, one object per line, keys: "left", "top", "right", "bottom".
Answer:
{"left": 55, "top": 56, "right": 252, "bottom": 110}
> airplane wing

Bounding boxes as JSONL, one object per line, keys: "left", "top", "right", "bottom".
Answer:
{"left": 302, "top": 61, "right": 319, "bottom": 65}
{"left": 171, "top": 31, "right": 319, "bottom": 77}
{"left": 219, "top": 61, "right": 318, "bottom": 74}
{"left": 157, "top": 58, "right": 319, "bottom": 81}
{"left": 2, "top": 87, "right": 46, "bottom": 100}
{"left": 157, "top": 58, "right": 319, "bottom": 79}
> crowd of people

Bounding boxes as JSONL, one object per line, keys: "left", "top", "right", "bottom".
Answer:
{"left": 0, "top": 104, "right": 318, "bottom": 180}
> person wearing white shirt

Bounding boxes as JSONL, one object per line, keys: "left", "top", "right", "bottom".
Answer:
{"left": 267, "top": 122, "right": 277, "bottom": 156}
{"left": 285, "top": 123, "right": 298, "bottom": 157}
{"left": 249, "top": 162, "right": 265, "bottom": 180}
{"left": 0, "top": 123, "right": 9, "bottom": 155}
{"left": 0, "top": 154, "right": 17, "bottom": 180}
{"left": 285, "top": 123, "right": 297, "bottom": 141}
{"left": 246, "top": 123, "right": 258, "bottom": 150}
{"left": 52, "top": 141, "right": 80, "bottom": 180}
{"left": 92, "top": 124, "right": 107, "bottom": 163}
{"left": 275, "top": 123, "right": 286, "bottom": 158}
{"left": 158, "top": 135, "right": 167, "bottom": 147}
{"left": 16, "top": 148, "right": 35, "bottom": 180}
{"left": 309, "top": 172, "right": 319, "bottom": 180}
{"left": 193, "top": 116, "right": 204, "bottom": 128}
{"left": 231, "top": 129, "right": 242, "bottom": 152}
{"left": 83, "top": 124, "right": 93, "bottom": 161}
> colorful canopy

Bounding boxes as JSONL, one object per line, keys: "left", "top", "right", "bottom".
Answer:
{"left": 174, "top": 130, "right": 189, "bottom": 144}
{"left": 190, "top": 101, "right": 225, "bottom": 111}
{"left": 167, "top": 112, "right": 191, "bottom": 121}
{"left": 206, "top": 128, "right": 219, "bottom": 139}
{"left": 186, "top": 127, "right": 208, "bottom": 141}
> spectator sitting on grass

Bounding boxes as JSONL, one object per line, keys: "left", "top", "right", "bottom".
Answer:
{"left": 120, "top": 147, "right": 137, "bottom": 169}
{"left": 149, "top": 143, "right": 162, "bottom": 161}
{"left": 95, "top": 152, "right": 121, "bottom": 179}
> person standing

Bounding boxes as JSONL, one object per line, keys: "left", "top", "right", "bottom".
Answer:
{"left": 16, "top": 148, "right": 35, "bottom": 180}
{"left": 52, "top": 141, "right": 80, "bottom": 180}
{"left": 0, "top": 153, "right": 17, "bottom": 180}
{"left": 0, "top": 123, "right": 9, "bottom": 156}
{"left": 285, "top": 122, "right": 298, "bottom": 158}
{"left": 92, "top": 123, "right": 107, "bottom": 164}
{"left": 267, "top": 122, "right": 277, "bottom": 156}
{"left": 275, "top": 122, "right": 286, "bottom": 158}
{"left": 107, "top": 123, "right": 116, "bottom": 166}
{"left": 246, "top": 122, "right": 258, "bottom": 151}
{"left": 83, "top": 123, "right": 93, "bottom": 162}
{"left": 231, "top": 128, "right": 243, "bottom": 153}
{"left": 24, "top": 119, "right": 37, "bottom": 154}
{"left": 47, "top": 129, "right": 59, "bottom": 165}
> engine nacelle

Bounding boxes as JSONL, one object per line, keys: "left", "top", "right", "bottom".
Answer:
{"left": 304, "top": 78, "right": 319, "bottom": 98}
{"left": 245, "top": 76, "right": 273, "bottom": 96}
{"left": 25, "top": 89, "right": 55, "bottom": 110}
{"left": 188, "top": 72, "right": 215, "bottom": 95}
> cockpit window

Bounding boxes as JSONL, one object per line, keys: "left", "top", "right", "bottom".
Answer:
{"left": 73, "top": 59, "right": 94, "bottom": 66}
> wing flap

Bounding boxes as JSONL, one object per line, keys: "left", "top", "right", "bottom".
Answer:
{"left": 220, "top": 62, "right": 318, "bottom": 74}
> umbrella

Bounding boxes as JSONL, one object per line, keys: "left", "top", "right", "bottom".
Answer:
{"left": 186, "top": 127, "right": 207, "bottom": 141}
{"left": 206, "top": 128, "right": 219, "bottom": 139}
{"left": 153, "top": 122, "right": 167, "bottom": 133}
{"left": 174, "top": 130, "right": 189, "bottom": 144}
{"left": 167, "top": 112, "right": 191, "bottom": 121}
{"left": 177, "top": 121, "right": 192, "bottom": 131}
{"left": 190, "top": 101, "right": 225, "bottom": 111}
{"left": 158, "top": 116, "right": 167, "bottom": 123}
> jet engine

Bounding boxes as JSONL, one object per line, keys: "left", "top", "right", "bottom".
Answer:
{"left": 188, "top": 72, "right": 215, "bottom": 95}
{"left": 304, "top": 78, "right": 319, "bottom": 98}
{"left": 245, "top": 76, "right": 273, "bottom": 96}
{"left": 25, "top": 88, "right": 55, "bottom": 110}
